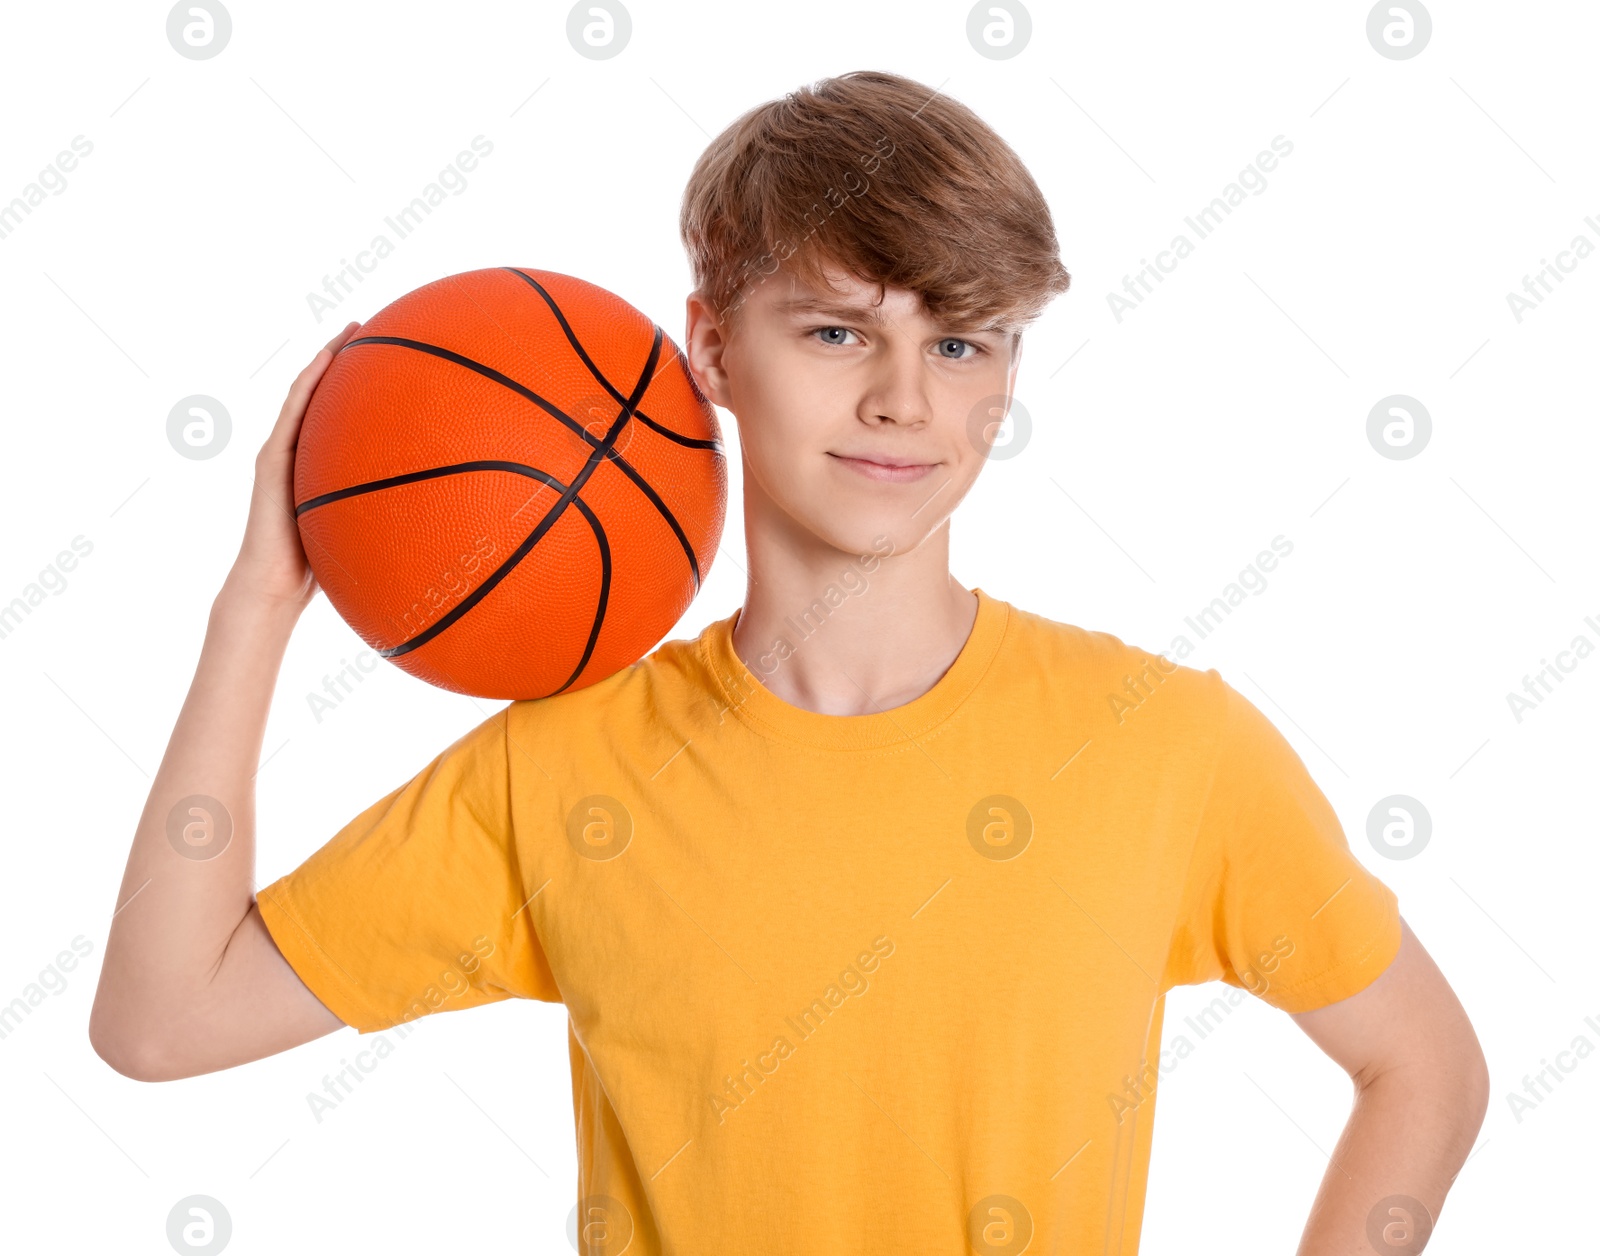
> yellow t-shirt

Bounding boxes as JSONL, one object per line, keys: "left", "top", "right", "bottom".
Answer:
{"left": 257, "top": 587, "right": 1400, "bottom": 1253}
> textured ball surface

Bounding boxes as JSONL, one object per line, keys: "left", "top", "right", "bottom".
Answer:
{"left": 294, "top": 267, "right": 727, "bottom": 699}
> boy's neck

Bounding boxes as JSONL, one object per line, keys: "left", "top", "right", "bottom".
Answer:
{"left": 730, "top": 520, "right": 979, "bottom": 718}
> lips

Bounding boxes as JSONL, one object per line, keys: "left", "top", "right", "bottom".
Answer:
{"left": 830, "top": 452, "right": 934, "bottom": 469}
{"left": 828, "top": 452, "right": 940, "bottom": 483}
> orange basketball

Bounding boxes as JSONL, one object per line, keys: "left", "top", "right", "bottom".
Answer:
{"left": 294, "top": 267, "right": 727, "bottom": 700}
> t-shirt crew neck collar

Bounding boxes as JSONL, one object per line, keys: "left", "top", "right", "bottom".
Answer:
{"left": 700, "top": 586, "right": 1009, "bottom": 751}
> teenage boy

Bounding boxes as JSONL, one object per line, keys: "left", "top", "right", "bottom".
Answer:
{"left": 92, "top": 71, "right": 1487, "bottom": 1253}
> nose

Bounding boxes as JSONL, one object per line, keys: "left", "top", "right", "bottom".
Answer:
{"left": 857, "top": 329, "right": 932, "bottom": 427}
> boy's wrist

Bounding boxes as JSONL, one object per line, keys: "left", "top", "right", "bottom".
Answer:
{"left": 213, "top": 572, "right": 313, "bottom": 631}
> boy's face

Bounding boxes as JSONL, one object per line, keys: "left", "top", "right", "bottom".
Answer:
{"left": 684, "top": 260, "right": 1021, "bottom": 561}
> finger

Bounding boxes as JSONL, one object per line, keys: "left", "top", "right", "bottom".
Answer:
{"left": 277, "top": 348, "right": 331, "bottom": 420}
{"left": 265, "top": 323, "right": 362, "bottom": 455}
{"left": 262, "top": 349, "right": 333, "bottom": 454}
{"left": 288, "top": 324, "right": 358, "bottom": 409}
{"left": 323, "top": 319, "right": 361, "bottom": 355}
{"left": 277, "top": 323, "right": 357, "bottom": 421}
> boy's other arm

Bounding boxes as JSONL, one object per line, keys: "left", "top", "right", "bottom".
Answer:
{"left": 1288, "top": 917, "right": 1489, "bottom": 1254}
{"left": 89, "top": 324, "right": 361, "bottom": 1083}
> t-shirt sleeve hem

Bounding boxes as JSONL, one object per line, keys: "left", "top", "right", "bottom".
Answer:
{"left": 256, "top": 877, "right": 390, "bottom": 1035}
{"left": 1266, "top": 900, "right": 1403, "bottom": 1015}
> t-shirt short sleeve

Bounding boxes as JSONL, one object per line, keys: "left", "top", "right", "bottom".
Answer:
{"left": 1166, "top": 674, "right": 1402, "bottom": 1015}
{"left": 256, "top": 706, "right": 562, "bottom": 1034}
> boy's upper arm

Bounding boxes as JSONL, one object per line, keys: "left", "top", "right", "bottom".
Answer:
{"left": 253, "top": 705, "right": 563, "bottom": 1036}
{"left": 230, "top": 903, "right": 347, "bottom": 1037}
{"left": 137, "top": 707, "right": 557, "bottom": 1080}
{"left": 127, "top": 904, "right": 345, "bottom": 1081}
{"left": 1291, "top": 918, "right": 1488, "bottom": 1094}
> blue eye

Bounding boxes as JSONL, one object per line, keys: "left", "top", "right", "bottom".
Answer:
{"left": 811, "top": 327, "right": 983, "bottom": 358}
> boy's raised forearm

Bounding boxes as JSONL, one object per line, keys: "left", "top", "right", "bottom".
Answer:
{"left": 89, "top": 581, "right": 304, "bottom": 1070}
{"left": 1295, "top": 1065, "right": 1486, "bottom": 1255}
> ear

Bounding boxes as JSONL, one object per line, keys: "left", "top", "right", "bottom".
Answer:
{"left": 684, "top": 291, "right": 733, "bottom": 410}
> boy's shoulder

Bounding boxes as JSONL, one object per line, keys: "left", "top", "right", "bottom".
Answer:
{"left": 1001, "top": 596, "right": 1218, "bottom": 688}
{"left": 997, "top": 597, "right": 1239, "bottom": 748}
{"left": 502, "top": 606, "right": 735, "bottom": 728}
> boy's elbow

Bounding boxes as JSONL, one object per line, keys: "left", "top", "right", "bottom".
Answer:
{"left": 88, "top": 1015, "right": 178, "bottom": 1084}
{"left": 1459, "top": 1034, "right": 1492, "bottom": 1132}
{"left": 1372, "top": 1022, "right": 1491, "bottom": 1150}
{"left": 1437, "top": 1008, "right": 1492, "bottom": 1132}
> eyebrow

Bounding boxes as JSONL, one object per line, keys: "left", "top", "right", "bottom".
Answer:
{"left": 772, "top": 296, "right": 1009, "bottom": 336}
{"left": 772, "top": 297, "right": 892, "bottom": 324}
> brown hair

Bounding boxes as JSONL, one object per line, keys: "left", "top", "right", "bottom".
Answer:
{"left": 679, "top": 70, "right": 1072, "bottom": 340}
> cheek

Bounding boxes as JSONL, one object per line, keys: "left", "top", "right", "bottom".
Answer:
{"left": 957, "top": 373, "right": 1020, "bottom": 456}
{"left": 747, "top": 412, "right": 817, "bottom": 499}
{"left": 726, "top": 339, "right": 795, "bottom": 418}
{"left": 941, "top": 431, "right": 991, "bottom": 504}
{"left": 731, "top": 357, "right": 827, "bottom": 455}
{"left": 728, "top": 392, "right": 815, "bottom": 506}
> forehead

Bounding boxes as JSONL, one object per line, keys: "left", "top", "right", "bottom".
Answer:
{"left": 763, "top": 266, "right": 923, "bottom": 320}
{"left": 729, "top": 256, "right": 1017, "bottom": 338}
{"left": 750, "top": 276, "right": 1015, "bottom": 340}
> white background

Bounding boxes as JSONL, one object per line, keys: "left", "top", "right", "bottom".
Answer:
{"left": 1, "top": 1, "right": 1594, "bottom": 1252}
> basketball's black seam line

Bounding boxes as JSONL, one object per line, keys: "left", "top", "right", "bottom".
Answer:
{"left": 343, "top": 326, "right": 717, "bottom": 454}
{"left": 308, "top": 455, "right": 613, "bottom": 686}
{"left": 502, "top": 269, "right": 722, "bottom": 455}
{"left": 600, "top": 446, "right": 702, "bottom": 588}
{"left": 296, "top": 459, "right": 557, "bottom": 517}
{"left": 501, "top": 268, "right": 635, "bottom": 411}
{"left": 334, "top": 330, "right": 710, "bottom": 584}
{"left": 297, "top": 460, "right": 695, "bottom": 684}
{"left": 498, "top": 271, "right": 708, "bottom": 586}
{"left": 472, "top": 326, "right": 658, "bottom": 683}
{"left": 633, "top": 407, "right": 723, "bottom": 452}
{"left": 298, "top": 450, "right": 695, "bottom": 677}
{"left": 339, "top": 336, "right": 594, "bottom": 444}
{"left": 552, "top": 496, "right": 611, "bottom": 696}
{"left": 295, "top": 450, "right": 701, "bottom": 600}
{"left": 373, "top": 463, "right": 575, "bottom": 659}
{"left": 386, "top": 485, "right": 612, "bottom": 669}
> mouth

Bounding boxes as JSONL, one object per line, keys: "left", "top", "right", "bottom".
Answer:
{"left": 827, "top": 452, "right": 940, "bottom": 483}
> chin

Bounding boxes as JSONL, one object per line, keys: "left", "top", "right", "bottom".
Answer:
{"left": 797, "top": 506, "right": 921, "bottom": 561}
